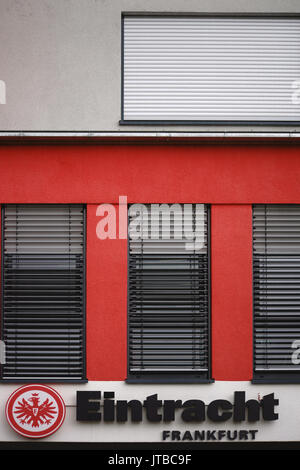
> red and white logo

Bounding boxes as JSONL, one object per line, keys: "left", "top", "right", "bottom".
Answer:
{"left": 6, "top": 384, "right": 66, "bottom": 439}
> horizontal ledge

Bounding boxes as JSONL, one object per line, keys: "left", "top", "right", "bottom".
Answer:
{"left": 126, "top": 377, "right": 214, "bottom": 384}
{"left": 1, "top": 130, "right": 300, "bottom": 144}
{"left": 252, "top": 378, "right": 300, "bottom": 384}
{"left": 0, "top": 378, "right": 88, "bottom": 384}
{"left": 120, "top": 120, "right": 300, "bottom": 127}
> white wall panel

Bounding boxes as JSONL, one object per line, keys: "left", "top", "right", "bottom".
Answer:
{"left": 0, "top": 381, "right": 299, "bottom": 442}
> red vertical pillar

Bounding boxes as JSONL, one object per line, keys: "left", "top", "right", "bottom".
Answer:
{"left": 211, "top": 205, "right": 253, "bottom": 381}
{"left": 86, "top": 203, "right": 127, "bottom": 381}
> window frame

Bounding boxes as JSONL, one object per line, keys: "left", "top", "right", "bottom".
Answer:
{"left": 0, "top": 204, "right": 88, "bottom": 384}
{"left": 126, "top": 203, "right": 213, "bottom": 384}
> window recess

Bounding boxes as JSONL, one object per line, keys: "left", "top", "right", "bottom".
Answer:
{"left": 253, "top": 204, "right": 300, "bottom": 383}
{"left": 127, "top": 203, "right": 211, "bottom": 383}
{"left": 1, "top": 204, "right": 86, "bottom": 382}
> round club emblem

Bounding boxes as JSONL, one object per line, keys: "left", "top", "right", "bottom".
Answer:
{"left": 6, "top": 384, "right": 66, "bottom": 439}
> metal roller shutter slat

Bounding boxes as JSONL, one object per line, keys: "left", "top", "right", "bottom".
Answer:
{"left": 123, "top": 17, "right": 300, "bottom": 122}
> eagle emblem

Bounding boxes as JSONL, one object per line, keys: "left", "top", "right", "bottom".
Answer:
{"left": 14, "top": 393, "right": 57, "bottom": 428}
{"left": 6, "top": 384, "right": 66, "bottom": 438}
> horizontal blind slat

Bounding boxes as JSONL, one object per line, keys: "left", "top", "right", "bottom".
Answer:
{"left": 2, "top": 204, "right": 85, "bottom": 380}
{"left": 128, "top": 204, "right": 209, "bottom": 375}
{"left": 253, "top": 204, "right": 300, "bottom": 374}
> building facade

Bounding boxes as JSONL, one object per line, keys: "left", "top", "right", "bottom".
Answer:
{"left": 1, "top": 0, "right": 300, "bottom": 445}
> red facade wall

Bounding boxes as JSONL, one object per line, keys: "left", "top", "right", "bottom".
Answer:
{"left": 211, "top": 205, "right": 253, "bottom": 381}
{"left": 0, "top": 144, "right": 299, "bottom": 203}
{"left": 86, "top": 204, "right": 127, "bottom": 380}
{"left": 0, "top": 143, "right": 298, "bottom": 381}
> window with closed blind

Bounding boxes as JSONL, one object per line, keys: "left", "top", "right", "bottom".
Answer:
{"left": 121, "top": 15, "right": 300, "bottom": 125}
{"left": 253, "top": 205, "right": 300, "bottom": 383}
{"left": 127, "top": 203, "right": 211, "bottom": 383}
{"left": 1, "top": 204, "right": 86, "bottom": 382}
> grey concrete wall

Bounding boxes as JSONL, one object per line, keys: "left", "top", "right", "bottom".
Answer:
{"left": 0, "top": 0, "right": 300, "bottom": 132}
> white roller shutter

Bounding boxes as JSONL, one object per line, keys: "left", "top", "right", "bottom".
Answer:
{"left": 123, "top": 16, "right": 300, "bottom": 122}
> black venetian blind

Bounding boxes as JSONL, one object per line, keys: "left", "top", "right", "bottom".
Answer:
{"left": 128, "top": 204, "right": 210, "bottom": 381}
{"left": 1, "top": 204, "right": 85, "bottom": 380}
{"left": 253, "top": 204, "right": 300, "bottom": 381}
